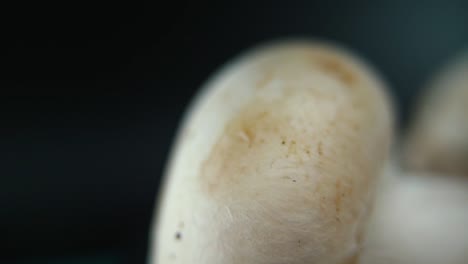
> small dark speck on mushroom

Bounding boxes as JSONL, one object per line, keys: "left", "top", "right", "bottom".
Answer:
{"left": 281, "top": 140, "right": 285, "bottom": 145}
{"left": 292, "top": 180, "right": 296, "bottom": 182}
{"left": 175, "top": 232, "right": 182, "bottom": 240}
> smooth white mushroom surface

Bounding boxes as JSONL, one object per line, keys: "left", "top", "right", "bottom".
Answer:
{"left": 404, "top": 52, "right": 468, "bottom": 176}
{"left": 149, "top": 40, "right": 394, "bottom": 264}
{"left": 361, "top": 165, "right": 468, "bottom": 264}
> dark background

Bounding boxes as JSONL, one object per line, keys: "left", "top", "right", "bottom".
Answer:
{"left": 3, "top": 0, "right": 468, "bottom": 263}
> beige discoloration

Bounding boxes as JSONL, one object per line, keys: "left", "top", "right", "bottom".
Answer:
{"left": 150, "top": 40, "right": 393, "bottom": 264}
{"left": 315, "top": 53, "right": 359, "bottom": 86}
{"left": 255, "top": 69, "right": 275, "bottom": 89}
{"left": 341, "top": 253, "right": 360, "bottom": 264}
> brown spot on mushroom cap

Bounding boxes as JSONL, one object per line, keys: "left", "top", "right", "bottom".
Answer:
{"left": 200, "top": 88, "right": 351, "bottom": 198}
{"left": 339, "top": 252, "right": 360, "bottom": 264}
{"left": 199, "top": 99, "right": 285, "bottom": 196}
{"left": 198, "top": 83, "right": 379, "bottom": 229}
{"left": 314, "top": 54, "right": 359, "bottom": 86}
{"left": 238, "top": 128, "right": 255, "bottom": 147}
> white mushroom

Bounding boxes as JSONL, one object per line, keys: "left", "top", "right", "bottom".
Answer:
{"left": 404, "top": 51, "right": 468, "bottom": 176}
{"left": 149, "top": 40, "right": 394, "bottom": 264}
{"left": 362, "top": 163, "right": 468, "bottom": 264}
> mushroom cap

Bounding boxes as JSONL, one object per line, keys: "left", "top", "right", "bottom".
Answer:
{"left": 151, "top": 39, "right": 394, "bottom": 264}
{"left": 404, "top": 51, "right": 468, "bottom": 176}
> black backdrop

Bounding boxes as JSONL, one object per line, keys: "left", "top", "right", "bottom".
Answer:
{"left": 3, "top": 0, "right": 468, "bottom": 263}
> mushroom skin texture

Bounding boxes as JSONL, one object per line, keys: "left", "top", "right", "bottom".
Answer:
{"left": 150, "top": 40, "right": 394, "bottom": 264}
{"left": 404, "top": 52, "right": 468, "bottom": 176}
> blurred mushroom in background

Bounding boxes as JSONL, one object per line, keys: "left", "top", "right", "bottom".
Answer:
{"left": 403, "top": 51, "right": 468, "bottom": 177}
